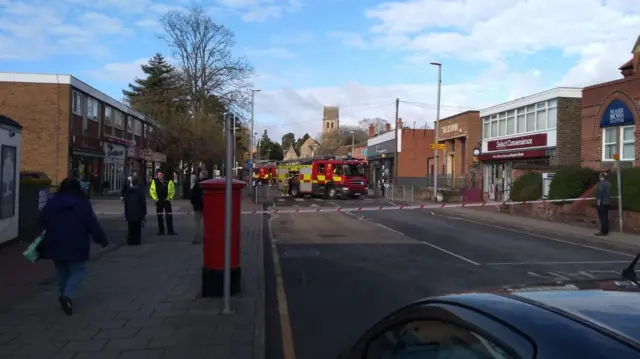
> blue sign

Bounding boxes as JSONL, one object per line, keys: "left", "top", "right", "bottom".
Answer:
{"left": 600, "top": 99, "right": 636, "bottom": 128}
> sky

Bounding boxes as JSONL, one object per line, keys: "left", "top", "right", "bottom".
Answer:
{"left": 1, "top": 0, "right": 639, "bottom": 145}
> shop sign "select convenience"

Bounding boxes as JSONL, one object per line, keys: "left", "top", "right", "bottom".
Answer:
{"left": 487, "top": 133, "right": 547, "bottom": 151}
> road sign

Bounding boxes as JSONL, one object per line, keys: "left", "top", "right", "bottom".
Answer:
{"left": 613, "top": 153, "right": 620, "bottom": 160}
{"left": 430, "top": 143, "right": 446, "bottom": 150}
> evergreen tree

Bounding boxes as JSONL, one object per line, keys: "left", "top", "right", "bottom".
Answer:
{"left": 123, "top": 53, "right": 180, "bottom": 117}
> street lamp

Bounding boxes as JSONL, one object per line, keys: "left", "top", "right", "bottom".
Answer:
{"left": 430, "top": 62, "right": 442, "bottom": 202}
{"left": 250, "top": 89, "right": 261, "bottom": 195}
{"left": 349, "top": 130, "right": 355, "bottom": 157}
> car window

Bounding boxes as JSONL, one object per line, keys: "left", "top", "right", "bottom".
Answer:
{"left": 366, "top": 320, "right": 514, "bottom": 359}
{"left": 317, "top": 164, "right": 325, "bottom": 173}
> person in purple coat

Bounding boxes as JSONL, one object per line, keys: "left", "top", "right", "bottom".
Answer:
{"left": 38, "top": 178, "right": 109, "bottom": 315}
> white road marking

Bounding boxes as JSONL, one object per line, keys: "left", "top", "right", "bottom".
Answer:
{"left": 485, "top": 260, "right": 630, "bottom": 266}
{"left": 526, "top": 269, "right": 639, "bottom": 281}
{"left": 294, "top": 198, "right": 304, "bottom": 202}
{"left": 373, "top": 222, "right": 406, "bottom": 236}
{"left": 419, "top": 241, "right": 481, "bottom": 266}
{"left": 387, "top": 201, "right": 398, "bottom": 206}
{"left": 328, "top": 202, "right": 340, "bottom": 208}
{"left": 314, "top": 198, "right": 324, "bottom": 201}
{"left": 310, "top": 204, "right": 319, "bottom": 207}
{"left": 277, "top": 199, "right": 285, "bottom": 202}
{"left": 437, "top": 214, "right": 635, "bottom": 258}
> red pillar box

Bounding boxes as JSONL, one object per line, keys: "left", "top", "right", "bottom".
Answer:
{"left": 200, "top": 178, "right": 247, "bottom": 297}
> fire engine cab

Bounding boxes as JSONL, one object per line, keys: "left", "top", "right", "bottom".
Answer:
{"left": 252, "top": 162, "right": 277, "bottom": 185}
{"left": 277, "top": 156, "right": 368, "bottom": 199}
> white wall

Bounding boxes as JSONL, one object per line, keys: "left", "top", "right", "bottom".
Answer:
{"left": 0, "top": 126, "right": 21, "bottom": 245}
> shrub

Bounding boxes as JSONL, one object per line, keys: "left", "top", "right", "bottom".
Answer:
{"left": 548, "top": 166, "right": 598, "bottom": 203}
{"left": 608, "top": 167, "right": 640, "bottom": 212}
{"left": 510, "top": 171, "right": 542, "bottom": 201}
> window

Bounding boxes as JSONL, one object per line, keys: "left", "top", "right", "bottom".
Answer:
{"left": 87, "top": 97, "right": 99, "bottom": 121}
{"left": 483, "top": 122, "right": 490, "bottom": 139}
{"left": 622, "top": 126, "right": 635, "bottom": 160}
{"left": 113, "top": 110, "right": 124, "bottom": 129}
{"left": 366, "top": 320, "right": 514, "bottom": 359}
{"left": 72, "top": 90, "right": 84, "bottom": 116}
{"left": 506, "top": 114, "right": 515, "bottom": 135}
{"left": 547, "top": 106, "right": 557, "bottom": 129}
{"left": 536, "top": 109, "right": 546, "bottom": 130}
{"left": 490, "top": 121, "right": 497, "bottom": 138}
{"left": 482, "top": 99, "right": 558, "bottom": 139}
{"left": 525, "top": 112, "right": 535, "bottom": 132}
{"left": 603, "top": 128, "right": 617, "bottom": 160}
{"left": 516, "top": 114, "right": 525, "bottom": 133}
{"left": 104, "top": 106, "right": 112, "bottom": 126}
{"left": 127, "top": 117, "right": 133, "bottom": 133}
{"left": 134, "top": 120, "right": 142, "bottom": 136}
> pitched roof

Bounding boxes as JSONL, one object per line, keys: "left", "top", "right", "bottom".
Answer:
{"left": 334, "top": 145, "right": 351, "bottom": 156}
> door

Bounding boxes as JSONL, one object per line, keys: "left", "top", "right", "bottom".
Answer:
{"left": 504, "top": 162, "right": 513, "bottom": 201}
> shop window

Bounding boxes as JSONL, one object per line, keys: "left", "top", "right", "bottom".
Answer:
{"left": 506, "top": 114, "right": 515, "bottom": 135}
{"left": 516, "top": 113, "right": 525, "bottom": 133}
{"left": 490, "top": 121, "right": 497, "bottom": 138}
{"left": 483, "top": 122, "right": 490, "bottom": 139}
{"left": 547, "top": 106, "right": 557, "bottom": 129}
{"left": 498, "top": 117, "right": 506, "bottom": 136}
{"left": 525, "top": 111, "right": 535, "bottom": 132}
{"left": 536, "top": 109, "right": 546, "bottom": 130}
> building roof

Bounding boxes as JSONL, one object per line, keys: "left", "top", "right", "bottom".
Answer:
{"left": 438, "top": 110, "right": 480, "bottom": 123}
{"left": 480, "top": 87, "right": 582, "bottom": 118}
{"left": 0, "top": 115, "right": 22, "bottom": 130}
{"left": 334, "top": 145, "right": 351, "bottom": 156}
{"left": 0, "top": 72, "right": 156, "bottom": 126}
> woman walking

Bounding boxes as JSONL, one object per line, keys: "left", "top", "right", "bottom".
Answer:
{"left": 123, "top": 176, "right": 147, "bottom": 245}
{"left": 38, "top": 178, "right": 109, "bottom": 315}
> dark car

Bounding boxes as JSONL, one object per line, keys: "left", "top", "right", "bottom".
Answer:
{"left": 341, "top": 260, "right": 640, "bottom": 359}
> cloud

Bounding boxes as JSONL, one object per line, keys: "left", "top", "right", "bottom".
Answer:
{"left": 246, "top": 47, "right": 296, "bottom": 59}
{"left": 213, "top": 0, "right": 302, "bottom": 22}
{"left": 83, "top": 58, "right": 148, "bottom": 83}
{"left": 359, "top": 0, "right": 640, "bottom": 66}
{"left": 0, "top": 1, "right": 135, "bottom": 60}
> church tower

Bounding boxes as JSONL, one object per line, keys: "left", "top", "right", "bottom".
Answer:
{"left": 322, "top": 105, "right": 339, "bottom": 136}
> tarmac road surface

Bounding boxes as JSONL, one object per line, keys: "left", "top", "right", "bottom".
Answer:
{"left": 264, "top": 207, "right": 637, "bottom": 359}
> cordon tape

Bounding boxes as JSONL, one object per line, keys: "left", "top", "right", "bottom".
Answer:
{"left": 93, "top": 196, "right": 606, "bottom": 216}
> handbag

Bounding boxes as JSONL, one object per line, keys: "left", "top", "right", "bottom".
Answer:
{"left": 22, "top": 230, "right": 46, "bottom": 263}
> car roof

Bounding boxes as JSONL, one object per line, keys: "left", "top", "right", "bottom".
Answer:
{"left": 510, "top": 290, "right": 640, "bottom": 344}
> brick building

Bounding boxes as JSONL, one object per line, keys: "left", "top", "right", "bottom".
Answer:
{"left": 0, "top": 72, "right": 165, "bottom": 194}
{"left": 582, "top": 36, "right": 640, "bottom": 169}
{"left": 431, "top": 110, "right": 481, "bottom": 186}
{"left": 478, "top": 87, "right": 582, "bottom": 201}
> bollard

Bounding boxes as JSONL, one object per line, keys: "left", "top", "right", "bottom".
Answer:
{"left": 200, "top": 178, "right": 247, "bottom": 297}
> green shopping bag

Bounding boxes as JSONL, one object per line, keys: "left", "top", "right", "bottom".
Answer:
{"left": 23, "top": 230, "right": 46, "bottom": 263}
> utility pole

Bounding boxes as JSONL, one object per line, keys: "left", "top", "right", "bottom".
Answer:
{"left": 431, "top": 62, "right": 442, "bottom": 201}
{"left": 222, "top": 111, "right": 233, "bottom": 314}
{"left": 393, "top": 97, "right": 399, "bottom": 182}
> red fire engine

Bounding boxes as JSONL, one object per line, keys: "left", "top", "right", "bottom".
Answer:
{"left": 277, "top": 156, "right": 368, "bottom": 199}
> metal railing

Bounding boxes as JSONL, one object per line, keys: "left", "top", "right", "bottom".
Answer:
{"left": 384, "top": 185, "right": 415, "bottom": 202}
{"left": 425, "top": 175, "right": 482, "bottom": 190}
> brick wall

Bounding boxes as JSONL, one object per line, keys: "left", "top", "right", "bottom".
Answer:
{"left": 0, "top": 82, "right": 71, "bottom": 183}
{"left": 581, "top": 76, "right": 640, "bottom": 169}
{"left": 397, "top": 128, "right": 435, "bottom": 178}
{"left": 554, "top": 97, "right": 582, "bottom": 166}
{"left": 436, "top": 111, "right": 481, "bottom": 177}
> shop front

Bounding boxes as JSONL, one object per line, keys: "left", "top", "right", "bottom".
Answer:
{"left": 367, "top": 137, "right": 396, "bottom": 188}
{"left": 103, "top": 137, "right": 128, "bottom": 195}
{"left": 143, "top": 150, "right": 167, "bottom": 182}
{"left": 479, "top": 132, "right": 554, "bottom": 201}
{"left": 126, "top": 144, "right": 145, "bottom": 183}
{"left": 70, "top": 148, "right": 103, "bottom": 194}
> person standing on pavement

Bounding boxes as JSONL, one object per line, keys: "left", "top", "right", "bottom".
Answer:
{"left": 120, "top": 171, "right": 136, "bottom": 201}
{"left": 124, "top": 176, "right": 147, "bottom": 245}
{"left": 70, "top": 169, "right": 88, "bottom": 196}
{"left": 595, "top": 172, "right": 611, "bottom": 236}
{"left": 38, "top": 178, "right": 109, "bottom": 316}
{"left": 189, "top": 170, "right": 208, "bottom": 244}
{"left": 149, "top": 172, "right": 177, "bottom": 235}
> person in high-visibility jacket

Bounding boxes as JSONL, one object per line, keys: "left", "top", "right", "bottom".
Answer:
{"left": 149, "top": 172, "right": 177, "bottom": 235}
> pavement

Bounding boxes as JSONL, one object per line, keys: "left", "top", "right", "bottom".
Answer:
{"left": 0, "top": 199, "right": 265, "bottom": 359}
{"left": 263, "top": 196, "right": 640, "bottom": 359}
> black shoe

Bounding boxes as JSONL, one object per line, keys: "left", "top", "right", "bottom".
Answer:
{"left": 168, "top": 232, "right": 178, "bottom": 235}
{"left": 59, "top": 296, "right": 72, "bottom": 316}
{"left": 594, "top": 232, "right": 608, "bottom": 236}
{"left": 157, "top": 232, "right": 165, "bottom": 236}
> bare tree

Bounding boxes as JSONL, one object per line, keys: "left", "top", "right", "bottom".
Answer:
{"left": 160, "top": 5, "right": 254, "bottom": 116}
{"left": 358, "top": 117, "right": 389, "bottom": 135}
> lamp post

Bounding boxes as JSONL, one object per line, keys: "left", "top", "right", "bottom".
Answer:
{"left": 430, "top": 62, "right": 442, "bottom": 202}
{"left": 250, "top": 89, "right": 261, "bottom": 194}
{"left": 350, "top": 130, "right": 355, "bottom": 157}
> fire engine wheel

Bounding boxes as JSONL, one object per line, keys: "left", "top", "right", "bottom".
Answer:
{"left": 325, "top": 186, "right": 337, "bottom": 199}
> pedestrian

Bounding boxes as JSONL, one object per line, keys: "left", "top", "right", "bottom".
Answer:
{"left": 37, "top": 178, "right": 109, "bottom": 316}
{"left": 69, "top": 169, "right": 88, "bottom": 196}
{"left": 189, "top": 170, "right": 207, "bottom": 244}
{"left": 149, "top": 172, "right": 177, "bottom": 235}
{"left": 124, "top": 175, "right": 147, "bottom": 245}
{"left": 120, "top": 171, "right": 136, "bottom": 201}
{"left": 595, "top": 172, "right": 611, "bottom": 236}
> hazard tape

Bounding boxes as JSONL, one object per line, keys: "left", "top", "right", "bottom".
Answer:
{"left": 92, "top": 197, "right": 604, "bottom": 216}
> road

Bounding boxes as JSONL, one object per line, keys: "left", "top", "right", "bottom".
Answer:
{"left": 264, "top": 196, "right": 637, "bottom": 359}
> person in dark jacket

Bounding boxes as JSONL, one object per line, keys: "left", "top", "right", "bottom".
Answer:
{"left": 38, "top": 178, "right": 109, "bottom": 316}
{"left": 124, "top": 176, "right": 147, "bottom": 245}
{"left": 189, "top": 170, "right": 207, "bottom": 244}
{"left": 595, "top": 172, "right": 611, "bottom": 236}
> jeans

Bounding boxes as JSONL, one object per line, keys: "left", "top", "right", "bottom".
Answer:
{"left": 54, "top": 260, "right": 88, "bottom": 299}
{"left": 597, "top": 203, "right": 610, "bottom": 235}
{"left": 193, "top": 211, "right": 203, "bottom": 243}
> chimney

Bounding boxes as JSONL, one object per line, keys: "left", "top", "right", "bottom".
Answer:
{"left": 368, "top": 124, "right": 375, "bottom": 137}
{"left": 384, "top": 123, "right": 391, "bottom": 132}
{"left": 397, "top": 118, "right": 403, "bottom": 129}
